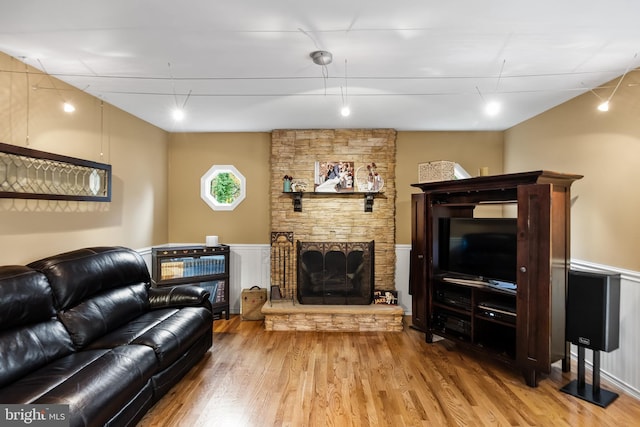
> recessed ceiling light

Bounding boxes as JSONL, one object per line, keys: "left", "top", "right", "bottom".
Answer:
{"left": 172, "top": 108, "right": 185, "bottom": 121}
{"left": 485, "top": 101, "right": 501, "bottom": 116}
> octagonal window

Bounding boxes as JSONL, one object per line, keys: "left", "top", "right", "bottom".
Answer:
{"left": 200, "top": 165, "right": 246, "bottom": 211}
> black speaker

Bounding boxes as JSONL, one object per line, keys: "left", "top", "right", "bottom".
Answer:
{"left": 566, "top": 269, "right": 621, "bottom": 352}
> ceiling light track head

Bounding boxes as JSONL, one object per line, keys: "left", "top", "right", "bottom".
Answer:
{"left": 310, "top": 50, "right": 333, "bottom": 66}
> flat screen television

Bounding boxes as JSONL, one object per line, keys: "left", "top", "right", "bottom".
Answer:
{"left": 439, "top": 217, "right": 518, "bottom": 283}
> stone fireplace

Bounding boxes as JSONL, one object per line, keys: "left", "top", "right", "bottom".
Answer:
{"left": 270, "top": 129, "right": 397, "bottom": 301}
{"left": 297, "top": 241, "right": 374, "bottom": 305}
{"left": 264, "top": 129, "right": 402, "bottom": 332}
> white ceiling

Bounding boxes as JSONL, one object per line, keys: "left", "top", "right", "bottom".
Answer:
{"left": 1, "top": 1, "right": 640, "bottom": 132}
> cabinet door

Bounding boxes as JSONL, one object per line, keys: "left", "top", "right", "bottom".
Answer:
{"left": 410, "top": 193, "right": 428, "bottom": 331}
{"left": 516, "top": 183, "right": 552, "bottom": 386}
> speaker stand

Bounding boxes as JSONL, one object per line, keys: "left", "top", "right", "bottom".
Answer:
{"left": 560, "top": 345, "right": 619, "bottom": 407}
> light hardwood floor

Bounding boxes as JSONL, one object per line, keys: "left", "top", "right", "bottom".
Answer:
{"left": 137, "top": 315, "right": 640, "bottom": 426}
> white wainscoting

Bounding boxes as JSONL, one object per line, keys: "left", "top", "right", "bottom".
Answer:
{"left": 137, "top": 245, "right": 640, "bottom": 400}
{"left": 395, "top": 244, "right": 412, "bottom": 314}
{"left": 227, "top": 244, "right": 271, "bottom": 314}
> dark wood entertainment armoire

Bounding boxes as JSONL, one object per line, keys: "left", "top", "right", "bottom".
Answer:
{"left": 410, "top": 170, "right": 582, "bottom": 387}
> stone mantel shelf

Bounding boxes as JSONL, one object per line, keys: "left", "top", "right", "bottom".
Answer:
{"left": 283, "top": 191, "right": 385, "bottom": 212}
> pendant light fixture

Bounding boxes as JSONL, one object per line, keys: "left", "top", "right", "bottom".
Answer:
{"left": 310, "top": 50, "right": 332, "bottom": 96}
{"left": 594, "top": 52, "right": 637, "bottom": 112}
{"left": 310, "top": 50, "right": 332, "bottom": 66}
{"left": 36, "top": 58, "right": 75, "bottom": 114}
{"left": 340, "top": 59, "right": 350, "bottom": 117}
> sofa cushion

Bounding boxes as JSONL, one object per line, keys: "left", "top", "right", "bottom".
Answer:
{"left": 84, "top": 307, "right": 212, "bottom": 370}
{"left": 0, "top": 266, "right": 75, "bottom": 389}
{"left": 132, "top": 307, "right": 213, "bottom": 369}
{"left": 0, "top": 349, "right": 106, "bottom": 403}
{"left": 0, "top": 320, "right": 75, "bottom": 389}
{"left": 0, "top": 345, "right": 158, "bottom": 427}
{"left": 0, "top": 265, "right": 55, "bottom": 329}
{"left": 38, "top": 346, "right": 158, "bottom": 427}
{"left": 28, "top": 246, "right": 151, "bottom": 311}
{"left": 58, "top": 283, "right": 150, "bottom": 349}
{"left": 84, "top": 308, "right": 180, "bottom": 349}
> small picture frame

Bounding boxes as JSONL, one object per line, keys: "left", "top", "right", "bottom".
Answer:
{"left": 374, "top": 290, "right": 398, "bottom": 305}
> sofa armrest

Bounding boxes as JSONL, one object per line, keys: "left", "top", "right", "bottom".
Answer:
{"left": 148, "top": 286, "right": 212, "bottom": 311}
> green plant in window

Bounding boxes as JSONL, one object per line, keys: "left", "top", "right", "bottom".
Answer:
{"left": 210, "top": 172, "right": 241, "bottom": 204}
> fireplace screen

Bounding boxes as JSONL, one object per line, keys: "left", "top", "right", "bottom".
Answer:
{"left": 297, "top": 241, "right": 374, "bottom": 305}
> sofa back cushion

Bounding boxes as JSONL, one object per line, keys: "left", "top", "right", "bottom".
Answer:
{"left": 0, "top": 266, "right": 55, "bottom": 329}
{"left": 28, "top": 247, "right": 152, "bottom": 349}
{"left": 0, "top": 266, "right": 75, "bottom": 388}
{"left": 28, "top": 246, "right": 151, "bottom": 310}
{"left": 59, "top": 282, "right": 150, "bottom": 348}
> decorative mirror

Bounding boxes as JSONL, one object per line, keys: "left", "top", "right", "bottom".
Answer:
{"left": 0, "top": 142, "right": 111, "bottom": 202}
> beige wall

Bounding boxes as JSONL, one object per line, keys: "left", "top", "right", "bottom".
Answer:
{"left": 505, "top": 71, "right": 640, "bottom": 271}
{"left": 167, "top": 130, "right": 504, "bottom": 247}
{"left": 0, "top": 53, "right": 169, "bottom": 264}
{"left": 395, "top": 131, "right": 505, "bottom": 244}
{"left": 167, "top": 132, "right": 271, "bottom": 244}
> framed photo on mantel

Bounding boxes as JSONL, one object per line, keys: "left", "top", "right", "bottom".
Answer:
{"left": 314, "top": 161, "right": 354, "bottom": 193}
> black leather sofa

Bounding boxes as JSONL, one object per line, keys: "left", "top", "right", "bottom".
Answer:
{"left": 0, "top": 246, "right": 213, "bottom": 427}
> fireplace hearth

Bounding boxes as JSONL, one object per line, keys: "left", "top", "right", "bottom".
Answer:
{"left": 297, "top": 241, "right": 374, "bottom": 305}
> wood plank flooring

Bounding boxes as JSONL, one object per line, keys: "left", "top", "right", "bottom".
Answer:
{"left": 137, "top": 315, "right": 640, "bottom": 426}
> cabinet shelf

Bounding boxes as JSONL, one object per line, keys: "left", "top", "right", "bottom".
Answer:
{"left": 432, "top": 302, "right": 470, "bottom": 316}
{"left": 283, "top": 191, "right": 384, "bottom": 212}
{"left": 475, "top": 313, "right": 516, "bottom": 328}
{"left": 154, "top": 273, "right": 227, "bottom": 287}
{"left": 435, "top": 329, "right": 472, "bottom": 343}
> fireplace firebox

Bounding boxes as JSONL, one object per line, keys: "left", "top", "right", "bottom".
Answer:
{"left": 297, "top": 241, "right": 374, "bottom": 305}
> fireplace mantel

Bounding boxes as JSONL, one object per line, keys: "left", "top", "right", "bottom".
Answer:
{"left": 284, "top": 191, "right": 385, "bottom": 212}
